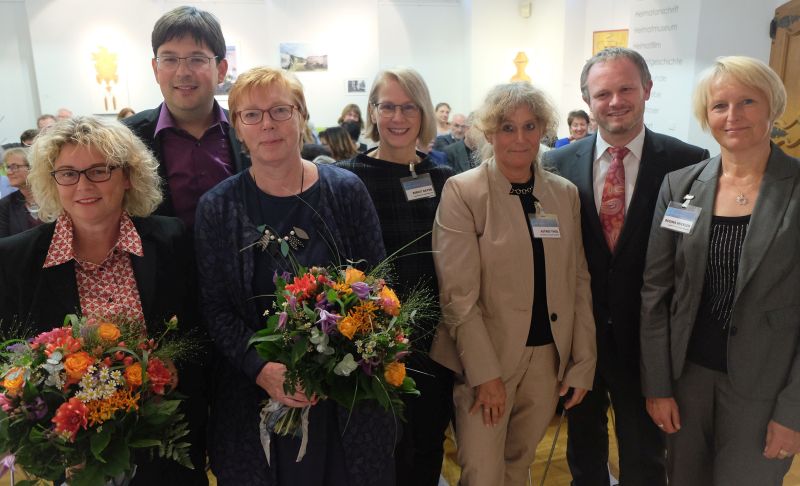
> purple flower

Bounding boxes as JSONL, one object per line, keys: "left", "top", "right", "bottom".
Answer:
{"left": 315, "top": 296, "right": 331, "bottom": 312}
{"left": 0, "top": 454, "right": 15, "bottom": 480}
{"left": 288, "top": 295, "right": 298, "bottom": 312}
{"left": 358, "top": 357, "right": 381, "bottom": 376}
{"left": 278, "top": 312, "right": 288, "bottom": 330}
{"left": 350, "top": 281, "right": 371, "bottom": 300}
{"left": 4, "top": 343, "right": 25, "bottom": 353}
{"left": 317, "top": 310, "right": 341, "bottom": 335}
{"left": 272, "top": 270, "right": 292, "bottom": 285}
{"left": 22, "top": 397, "right": 47, "bottom": 420}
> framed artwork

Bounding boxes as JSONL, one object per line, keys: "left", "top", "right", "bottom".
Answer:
{"left": 280, "top": 43, "right": 328, "bottom": 72}
{"left": 346, "top": 79, "right": 366, "bottom": 94}
{"left": 592, "top": 29, "right": 629, "bottom": 54}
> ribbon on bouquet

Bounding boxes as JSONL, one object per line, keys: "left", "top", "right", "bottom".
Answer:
{"left": 0, "top": 453, "right": 16, "bottom": 485}
{"left": 259, "top": 399, "right": 311, "bottom": 465}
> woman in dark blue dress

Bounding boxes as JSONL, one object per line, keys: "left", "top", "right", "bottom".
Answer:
{"left": 195, "top": 67, "right": 391, "bottom": 485}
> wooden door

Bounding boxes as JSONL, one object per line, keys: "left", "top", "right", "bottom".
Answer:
{"left": 770, "top": 0, "right": 800, "bottom": 158}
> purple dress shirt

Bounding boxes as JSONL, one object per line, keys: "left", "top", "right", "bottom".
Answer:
{"left": 154, "top": 102, "right": 234, "bottom": 227}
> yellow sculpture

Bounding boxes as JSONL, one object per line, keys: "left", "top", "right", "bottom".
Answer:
{"left": 92, "top": 46, "right": 119, "bottom": 112}
{"left": 511, "top": 51, "right": 531, "bottom": 82}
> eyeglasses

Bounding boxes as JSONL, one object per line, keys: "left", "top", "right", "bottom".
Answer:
{"left": 155, "top": 55, "right": 217, "bottom": 71}
{"left": 373, "top": 102, "right": 420, "bottom": 118}
{"left": 237, "top": 105, "right": 298, "bottom": 125}
{"left": 50, "top": 165, "right": 120, "bottom": 186}
{"left": 452, "top": 123, "right": 470, "bottom": 130}
{"left": 4, "top": 164, "right": 29, "bottom": 173}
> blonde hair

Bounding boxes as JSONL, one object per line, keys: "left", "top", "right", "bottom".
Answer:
{"left": 28, "top": 116, "right": 163, "bottom": 222}
{"left": 693, "top": 56, "right": 786, "bottom": 131}
{"left": 476, "top": 82, "right": 558, "bottom": 163}
{"left": 2, "top": 147, "right": 29, "bottom": 167}
{"left": 228, "top": 67, "right": 309, "bottom": 152}
{"left": 365, "top": 68, "right": 437, "bottom": 147}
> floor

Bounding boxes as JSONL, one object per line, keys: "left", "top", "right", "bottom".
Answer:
{"left": 2, "top": 412, "right": 800, "bottom": 485}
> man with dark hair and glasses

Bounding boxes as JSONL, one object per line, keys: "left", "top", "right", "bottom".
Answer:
{"left": 123, "top": 5, "right": 250, "bottom": 228}
{"left": 121, "top": 7, "right": 250, "bottom": 485}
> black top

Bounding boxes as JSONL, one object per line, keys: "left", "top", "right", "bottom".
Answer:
{"left": 687, "top": 214, "right": 750, "bottom": 372}
{"left": 242, "top": 173, "right": 330, "bottom": 303}
{"left": 0, "top": 191, "right": 40, "bottom": 238}
{"left": 337, "top": 150, "right": 454, "bottom": 352}
{"left": 510, "top": 178, "right": 555, "bottom": 346}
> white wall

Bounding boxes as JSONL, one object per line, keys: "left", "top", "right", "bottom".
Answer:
{"left": 0, "top": 0, "right": 40, "bottom": 145}
{"left": 0, "top": 0, "right": 791, "bottom": 145}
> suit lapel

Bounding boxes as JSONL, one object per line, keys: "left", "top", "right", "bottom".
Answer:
{"left": 570, "top": 136, "right": 606, "bottom": 250}
{"left": 682, "top": 158, "right": 719, "bottom": 304}
{"left": 734, "top": 147, "right": 797, "bottom": 300}
{"left": 615, "top": 130, "right": 662, "bottom": 255}
{"left": 131, "top": 220, "right": 158, "bottom": 322}
{"left": 37, "top": 262, "right": 81, "bottom": 320}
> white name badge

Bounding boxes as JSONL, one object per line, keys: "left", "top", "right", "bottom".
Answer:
{"left": 529, "top": 213, "right": 561, "bottom": 238}
{"left": 660, "top": 202, "right": 701, "bottom": 234}
{"left": 400, "top": 173, "right": 436, "bottom": 201}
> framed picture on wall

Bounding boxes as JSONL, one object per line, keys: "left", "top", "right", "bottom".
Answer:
{"left": 216, "top": 45, "right": 238, "bottom": 96}
{"left": 346, "top": 79, "right": 366, "bottom": 94}
{"left": 280, "top": 43, "right": 328, "bottom": 72}
{"left": 592, "top": 29, "right": 629, "bottom": 54}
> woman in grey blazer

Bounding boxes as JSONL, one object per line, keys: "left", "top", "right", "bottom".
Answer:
{"left": 640, "top": 56, "right": 800, "bottom": 485}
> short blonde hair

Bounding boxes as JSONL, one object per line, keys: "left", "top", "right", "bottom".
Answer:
{"left": 476, "top": 82, "right": 558, "bottom": 163}
{"left": 365, "top": 68, "right": 437, "bottom": 147}
{"left": 228, "top": 67, "right": 309, "bottom": 152}
{"left": 693, "top": 56, "right": 786, "bottom": 131}
{"left": 28, "top": 116, "right": 163, "bottom": 222}
{"left": 2, "top": 147, "right": 29, "bottom": 167}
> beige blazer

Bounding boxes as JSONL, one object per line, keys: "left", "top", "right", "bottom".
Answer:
{"left": 430, "top": 158, "right": 596, "bottom": 389}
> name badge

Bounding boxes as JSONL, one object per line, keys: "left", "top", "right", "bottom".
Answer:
{"left": 400, "top": 173, "right": 436, "bottom": 201}
{"left": 529, "top": 213, "right": 561, "bottom": 238}
{"left": 660, "top": 201, "right": 701, "bottom": 234}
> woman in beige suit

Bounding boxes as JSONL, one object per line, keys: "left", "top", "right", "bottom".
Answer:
{"left": 430, "top": 82, "right": 596, "bottom": 485}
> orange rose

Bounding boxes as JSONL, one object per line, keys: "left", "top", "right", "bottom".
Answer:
{"left": 338, "top": 317, "right": 357, "bottom": 340}
{"left": 97, "top": 322, "right": 121, "bottom": 342}
{"left": 383, "top": 361, "right": 406, "bottom": 387}
{"left": 379, "top": 286, "right": 401, "bottom": 316}
{"left": 64, "top": 352, "right": 94, "bottom": 381}
{"left": 125, "top": 363, "right": 143, "bottom": 388}
{"left": 2, "top": 367, "right": 25, "bottom": 396}
{"left": 344, "top": 267, "right": 365, "bottom": 285}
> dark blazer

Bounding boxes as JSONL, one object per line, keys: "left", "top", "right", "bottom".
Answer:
{"left": 122, "top": 104, "right": 251, "bottom": 218}
{"left": 0, "top": 215, "right": 208, "bottom": 485}
{"left": 640, "top": 145, "right": 800, "bottom": 430}
{"left": 443, "top": 140, "right": 478, "bottom": 174}
{"left": 543, "top": 130, "right": 709, "bottom": 368}
{"left": 433, "top": 133, "right": 457, "bottom": 152}
{"left": 0, "top": 191, "right": 39, "bottom": 238}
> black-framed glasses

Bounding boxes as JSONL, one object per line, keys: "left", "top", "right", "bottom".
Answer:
{"left": 373, "top": 102, "right": 420, "bottom": 118}
{"left": 50, "top": 165, "right": 120, "bottom": 186}
{"left": 155, "top": 55, "right": 217, "bottom": 71}
{"left": 4, "top": 164, "right": 29, "bottom": 173}
{"left": 237, "top": 105, "right": 298, "bottom": 125}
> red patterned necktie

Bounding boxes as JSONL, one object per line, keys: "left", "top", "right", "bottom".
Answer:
{"left": 600, "top": 146, "right": 629, "bottom": 252}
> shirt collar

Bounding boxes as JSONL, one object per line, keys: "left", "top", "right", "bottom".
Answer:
{"left": 43, "top": 213, "right": 144, "bottom": 268}
{"left": 594, "top": 126, "right": 646, "bottom": 162}
{"left": 154, "top": 100, "right": 229, "bottom": 138}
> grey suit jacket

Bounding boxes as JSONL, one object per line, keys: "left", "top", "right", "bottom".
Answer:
{"left": 443, "top": 140, "right": 478, "bottom": 174}
{"left": 640, "top": 145, "right": 800, "bottom": 430}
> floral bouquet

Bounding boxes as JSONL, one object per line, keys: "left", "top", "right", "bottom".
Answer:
{"left": 249, "top": 265, "right": 426, "bottom": 462}
{"left": 0, "top": 315, "right": 196, "bottom": 486}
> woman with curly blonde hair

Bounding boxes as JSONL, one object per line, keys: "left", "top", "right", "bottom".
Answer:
{"left": 0, "top": 115, "right": 203, "bottom": 483}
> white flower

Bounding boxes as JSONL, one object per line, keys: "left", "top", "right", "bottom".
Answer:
{"left": 333, "top": 353, "right": 359, "bottom": 377}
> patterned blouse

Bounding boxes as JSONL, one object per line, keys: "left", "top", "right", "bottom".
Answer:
{"left": 43, "top": 213, "right": 145, "bottom": 321}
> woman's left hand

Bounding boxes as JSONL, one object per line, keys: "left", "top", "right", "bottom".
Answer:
{"left": 559, "top": 385, "right": 588, "bottom": 409}
{"left": 763, "top": 420, "right": 800, "bottom": 460}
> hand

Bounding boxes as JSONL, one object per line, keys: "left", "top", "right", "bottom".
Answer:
{"left": 469, "top": 377, "right": 506, "bottom": 426}
{"left": 559, "top": 385, "right": 588, "bottom": 409}
{"left": 763, "top": 420, "right": 800, "bottom": 460}
{"left": 646, "top": 397, "right": 681, "bottom": 434}
{"left": 255, "top": 362, "right": 318, "bottom": 408}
